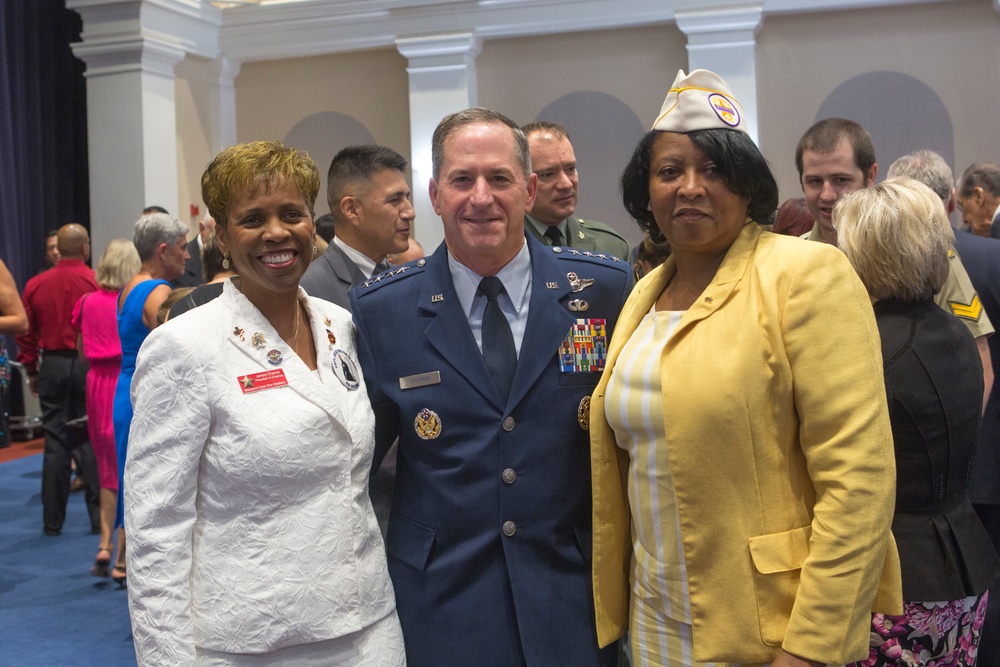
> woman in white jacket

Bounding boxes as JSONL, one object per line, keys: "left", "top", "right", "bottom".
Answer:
{"left": 124, "top": 140, "right": 405, "bottom": 666}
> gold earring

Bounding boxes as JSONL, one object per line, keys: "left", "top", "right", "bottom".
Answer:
{"left": 222, "top": 254, "right": 230, "bottom": 270}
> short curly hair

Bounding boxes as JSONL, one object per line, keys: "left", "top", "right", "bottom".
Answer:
{"left": 201, "top": 140, "right": 320, "bottom": 227}
{"left": 621, "top": 129, "right": 778, "bottom": 242}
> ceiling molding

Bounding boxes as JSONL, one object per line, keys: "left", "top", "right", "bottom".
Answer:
{"left": 69, "top": 0, "right": 971, "bottom": 65}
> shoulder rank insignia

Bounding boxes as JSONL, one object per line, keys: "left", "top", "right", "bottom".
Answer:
{"left": 555, "top": 247, "right": 627, "bottom": 266}
{"left": 357, "top": 261, "right": 424, "bottom": 294}
{"left": 950, "top": 295, "right": 983, "bottom": 321}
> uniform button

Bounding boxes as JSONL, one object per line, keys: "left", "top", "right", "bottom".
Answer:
{"left": 501, "top": 468, "right": 516, "bottom": 484}
{"left": 502, "top": 520, "right": 517, "bottom": 537}
{"left": 502, "top": 416, "right": 515, "bottom": 431}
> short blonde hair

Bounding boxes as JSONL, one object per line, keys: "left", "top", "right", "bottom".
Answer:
{"left": 201, "top": 140, "right": 320, "bottom": 227}
{"left": 833, "top": 177, "right": 954, "bottom": 302}
{"left": 95, "top": 239, "right": 141, "bottom": 290}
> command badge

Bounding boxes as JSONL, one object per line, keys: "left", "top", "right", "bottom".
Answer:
{"left": 578, "top": 395, "right": 591, "bottom": 431}
{"left": 414, "top": 408, "right": 442, "bottom": 440}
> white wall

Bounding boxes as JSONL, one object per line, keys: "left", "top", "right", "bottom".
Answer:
{"left": 758, "top": 0, "right": 1000, "bottom": 202}
{"left": 173, "top": 0, "right": 1000, "bottom": 238}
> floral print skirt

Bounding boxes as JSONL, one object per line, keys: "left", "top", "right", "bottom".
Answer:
{"left": 851, "top": 592, "right": 988, "bottom": 667}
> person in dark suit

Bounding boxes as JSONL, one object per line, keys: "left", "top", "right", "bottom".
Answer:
{"left": 957, "top": 230, "right": 1000, "bottom": 667}
{"left": 300, "top": 145, "right": 414, "bottom": 309}
{"left": 957, "top": 161, "right": 1000, "bottom": 239}
{"left": 888, "top": 150, "right": 1000, "bottom": 666}
{"left": 835, "top": 177, "right": 1000, "bottom": 667}
{"left": 351, "top": 107, "right": 630, "bottom": 667}
{"left": 173, "top": 212, "right": 216, "bottom": 288}
{"left": 521, "top": 121, "right": 631, "bottom": 261}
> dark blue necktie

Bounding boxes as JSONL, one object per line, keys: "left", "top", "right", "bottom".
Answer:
{"left": 479, "top": 276, "right": 517, "bottom": 401}
{"left": 372, "top": 261, "right": 390, "bottom": 278}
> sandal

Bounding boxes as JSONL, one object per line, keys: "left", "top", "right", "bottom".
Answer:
{"left": 91, "top": 547, "right": 112, "bottom": 578}
{"left": 111, "top": 564, "right": 127, "bottom": 589}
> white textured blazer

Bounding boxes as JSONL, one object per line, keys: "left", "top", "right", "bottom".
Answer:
{"left": 124, "top": 280, "right": 395, "bottom": 666}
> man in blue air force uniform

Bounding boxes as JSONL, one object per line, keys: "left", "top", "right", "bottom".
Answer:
{"left": 351, "top": 108, "right": 631, "bottom": 667}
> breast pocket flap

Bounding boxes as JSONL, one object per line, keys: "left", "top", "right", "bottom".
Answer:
{"left": 386, "top": 515, "right": 436, "bottom": 572}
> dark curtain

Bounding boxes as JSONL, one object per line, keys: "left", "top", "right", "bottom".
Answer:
{"left": 0, "top": 0, "right": 89, "bottom": 355}
{"left": 0, "top": 0, "right": 89, "bottom": 292}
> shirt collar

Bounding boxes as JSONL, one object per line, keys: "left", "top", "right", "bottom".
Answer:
{"left": 448, "top": 240, "right": 532, "bottom": 318}
{"left": 525, "top": 213, "right": 568, "bottom": 242}
{"left": 334, "top": 236, "right": 377, "bottom": 277}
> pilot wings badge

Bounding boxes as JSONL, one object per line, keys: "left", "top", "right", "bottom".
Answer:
{"left": 566, "top": 272, "right": 594, "bottom": 293}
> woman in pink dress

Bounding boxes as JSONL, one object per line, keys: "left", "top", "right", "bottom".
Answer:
{"left": 72, "top": 239, "right": 140, "bottom": 578}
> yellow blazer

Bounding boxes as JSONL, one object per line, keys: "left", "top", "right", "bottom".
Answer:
{"left": 590, "top": 224, "right": 902, "bottom": 664}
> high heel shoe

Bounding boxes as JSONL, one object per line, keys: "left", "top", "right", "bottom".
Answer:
{"left": 111, "top": 565, "right": 127, "bottom": 589}
{"left": 91, "top": 547, "right": 112, "bottom": 578}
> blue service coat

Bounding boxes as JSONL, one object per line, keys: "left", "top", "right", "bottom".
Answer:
{"left": 351, "top": 233, "right": 631, "bottom": 667}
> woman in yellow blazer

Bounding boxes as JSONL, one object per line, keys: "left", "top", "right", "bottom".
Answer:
{"left": 590, "top": 69, "right": 902, "bottom": 667}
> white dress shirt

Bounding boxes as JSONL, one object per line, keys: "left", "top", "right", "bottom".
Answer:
{"left": 447, "top": 240, "right": 532, "bottom": 357}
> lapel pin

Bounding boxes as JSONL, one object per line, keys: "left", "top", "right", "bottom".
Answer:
{"left": 546, "top": 282, "right": 559, "bottom": 290}
{"left": 568, "top": 299, "right": 589, "bottom": 312}
{"left": 323, "top": 316, "right": 331, "bottom": 326}
{"left": 326, "top": 329, "right": 336, "bottom": 346}
{"left": 267, "top": 349, "right": 283, "bottom": 366}
{"left": 233, "top": 327, "right": 245, "bottom": 341}
{"left": 578, "top": 230, "right": 585, "bottom": 240}
{"left": 251, "top": 332, "right": 266, "bottom": 348}
{"left": 704, "top": 296, "right": 714, "bottom": 304}
{"left": 431, "top": 294, "right": 444, "bottom": 303}
{"left": 331, "top": 349, "right": 361, "bottom": 390}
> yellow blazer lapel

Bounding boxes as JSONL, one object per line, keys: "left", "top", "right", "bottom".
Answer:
{"left": 660, "top": 223, "right": 761, "bottom": 347}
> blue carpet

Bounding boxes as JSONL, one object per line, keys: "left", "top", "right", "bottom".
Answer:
{"left": 0, "top": 454, "right": 137, "bottom": 666}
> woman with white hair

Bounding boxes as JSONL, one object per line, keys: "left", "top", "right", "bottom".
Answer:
{"left": 111, "top": 212, "right": 189, "bottom": 587}
{"left": 835, "top": 177, "right": 1000, "bottom": 667}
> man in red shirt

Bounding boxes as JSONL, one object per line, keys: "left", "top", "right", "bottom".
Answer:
{"left": 16, "top": 224, "right": 101, "bottom": 536}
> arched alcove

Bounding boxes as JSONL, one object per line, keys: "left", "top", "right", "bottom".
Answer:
{"left": 284, "top": 112, "right": 376, "bottom": 215}
{"left": 534, "top": 92, "right": 646, "bottom": 245}
{"left": 816, "top": 71, "right": 954, "bottom": 180}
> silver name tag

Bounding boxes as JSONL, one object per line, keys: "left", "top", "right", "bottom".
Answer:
{"left": 399, "top": 371, "right": 441, "bottom": 390}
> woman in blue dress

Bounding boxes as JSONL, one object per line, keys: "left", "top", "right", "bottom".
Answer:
{"left": 111, "top": 212, "right": 189, "bottom": 586}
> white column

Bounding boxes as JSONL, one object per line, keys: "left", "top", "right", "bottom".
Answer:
{"left": 675, "top": 5, "right": 763, "bottom": 145}
{"left": 396, "top": 33, "right": 482, "bottom": 252}
{"left": 71, "top": 36, "right": 185, "bottom": 257}
{"left": 208, "top": 57, "right": 241, "bottom": 154}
